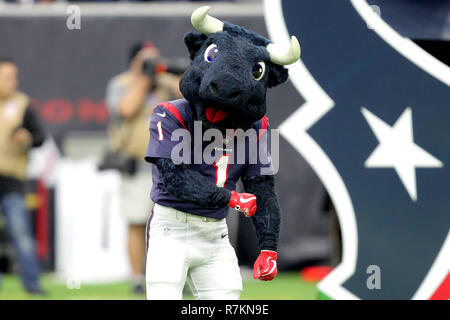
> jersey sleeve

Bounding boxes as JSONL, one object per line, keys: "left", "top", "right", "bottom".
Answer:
{"left": 144, "top": 103, "right": 188, "bottom": 164}
{"left": 244, "top": 117, "right": 276, "bottom": 177}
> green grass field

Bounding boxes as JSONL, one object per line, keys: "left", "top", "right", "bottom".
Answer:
{"left": 0, "top": 272, "right": 318, "bottom": 300}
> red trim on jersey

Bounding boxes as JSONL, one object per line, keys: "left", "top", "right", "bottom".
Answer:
{"left": 158, "top": 102, "right": 188, "bottom": 130}
{"left": 257, "top": 116, "right": 269, "bottom": 142}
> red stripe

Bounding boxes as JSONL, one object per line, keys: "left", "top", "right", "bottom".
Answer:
{"left": 158, "top": 102, "right": 187, "bottom": 130}
{"left": 257, "top": 116, "right": 269, "bottom": 142}
{"left": 35, "top": 179, "right": 49, "bottom": 259}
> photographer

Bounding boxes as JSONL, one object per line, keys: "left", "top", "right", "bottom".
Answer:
{"left": 0, "top": 57, "right": 46, "bottom": 295}
{"left": 105, "top": 42, "right": 183, "bottom": 294}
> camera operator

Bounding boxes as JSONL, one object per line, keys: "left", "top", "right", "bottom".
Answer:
{"left": 105, "top": 42, "right": 183, "bottom": 294}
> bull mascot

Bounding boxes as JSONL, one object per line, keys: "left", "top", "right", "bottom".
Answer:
{"left": 145, "top": 6, "right": 300, "bottom": 300}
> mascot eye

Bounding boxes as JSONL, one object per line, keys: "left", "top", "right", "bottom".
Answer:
{"left": 252, "top": 62, "right": 266, "bottom": 81}
{"left": 204, "top": 44, "right": 219, "bottom": 62}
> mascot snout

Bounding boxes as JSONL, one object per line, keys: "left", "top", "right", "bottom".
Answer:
{"left": 199, "top": 72, "right": 247, "bottom": 108}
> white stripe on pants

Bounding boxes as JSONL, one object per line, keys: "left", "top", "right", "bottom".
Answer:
{"left": 146, "top": 203, "right": 242, "bottom": 300}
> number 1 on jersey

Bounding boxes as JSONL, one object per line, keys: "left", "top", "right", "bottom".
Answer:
{"left": 213, "top": 154, "right": 230, "bottom": 187}
{"left": 156, "top": 120, "right": 164, "bottom": 141}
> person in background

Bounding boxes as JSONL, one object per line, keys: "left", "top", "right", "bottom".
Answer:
{"left": 0, "top": 57, "right": 46, "bottom": 295}
{"left": 105, "top": 42, "right": 182, "bottom": 294}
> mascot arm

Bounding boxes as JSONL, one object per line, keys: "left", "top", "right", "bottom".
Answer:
{"left": 242, "top": 174, "right": 281, "bottom": 251}
{"left": 154, "top": 157, "right": 231, "bottom": 209}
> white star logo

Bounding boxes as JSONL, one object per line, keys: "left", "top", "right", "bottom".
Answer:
{"left": 362, "top": 107, "right": 443, "bottom": 201}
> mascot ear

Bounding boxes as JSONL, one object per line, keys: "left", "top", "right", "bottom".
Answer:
{"left": 184, "top": 32, "right": 208, "bottom": 60}
{"left": 267, "top": 65, "right": 289, "bottom": 88}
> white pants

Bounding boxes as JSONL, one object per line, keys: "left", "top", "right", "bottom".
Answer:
{"left": 146, "top": 204, "right": 242, "bottom": 300}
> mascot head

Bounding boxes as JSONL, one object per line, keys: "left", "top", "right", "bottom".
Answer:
{"left": 180, "top": 6, "right": 301, "bottom": 132}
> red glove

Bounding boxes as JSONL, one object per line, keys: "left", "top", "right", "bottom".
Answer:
{"left": 253, "top": 250, "right": 278, "bottom": 281}
{"left": 228, "top": 191, "right": 257, "bottom": 217}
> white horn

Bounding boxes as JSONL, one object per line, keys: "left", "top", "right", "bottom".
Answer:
{"left": 191, "top": 6, "right": 224, "bottom": 35}
{"left": 267, "top": 36, "right": 301, "bottom": 65}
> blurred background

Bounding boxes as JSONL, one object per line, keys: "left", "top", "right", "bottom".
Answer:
{"left": 0, "top": 0, "right": 448, "bottom": 300}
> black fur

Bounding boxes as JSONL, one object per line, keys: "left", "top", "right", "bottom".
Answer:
{"left": 155, "top": 158, "right": 231, "bottom": 209}
{"left": 242, "top": 175, "right": 281, "bottom": 251}
{"left": 180, "top": 22, "right": 288, "bottom": 133}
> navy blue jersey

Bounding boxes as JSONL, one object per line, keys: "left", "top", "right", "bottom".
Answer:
{"left": 145, "top": 99, "right": 273, "bottom": 219}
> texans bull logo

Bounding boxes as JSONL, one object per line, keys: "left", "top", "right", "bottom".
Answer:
{"left": 264, "top": 0, "right": 450, "bottom": 299}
